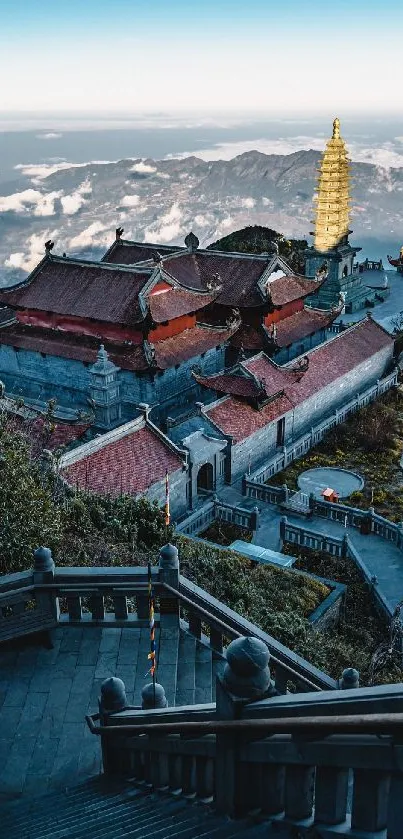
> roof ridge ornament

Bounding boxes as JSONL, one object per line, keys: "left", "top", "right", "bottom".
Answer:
{"left": 44, "top": 240, "right": 54, "bottom": 253}
{"left": 115, "top": 227, "right": 124, "bottom": 241}
{"left": 184, "top": 231, "right": 199, "bottom": 252}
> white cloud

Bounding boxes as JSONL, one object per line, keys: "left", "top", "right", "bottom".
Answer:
{"left": 240, "top": 197, "right": 256, "bottom": 209}
{"left": 4, "top": 230, "right": 59, "bottom": 273}
{"left": 69, "top": 221, "right": 110, "bottom": 250}
{"left": 144, "top": 203, "right": 183, "bottom": 243}
{"left": 130, "top": 161, "right": 157, "bottom": 175}
{"left": 120, "top": 194, "right": 140, "bottom": 207}
{"left": 15, "top": 160, "right": 112, "bottom": 185}
{"left": 36, "top": 132, "right": 62, "bottom": 140}
{"left": 60, "top": 179, "right": 92, "bottom": 215}
{"left": 0, "top": 188, "right": 61, "bottom": 216}
{"left": 0, "top": 189, "right": 43, "bottom": 212}
{"left": 262, "top": 197, "right": 274, "bottom": 207}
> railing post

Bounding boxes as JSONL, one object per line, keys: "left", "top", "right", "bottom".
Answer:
{"left": 279, "top": 515, "right": 287, "bottom": 546}
{"left": 215, "top": 636, "right": 275, "bottom": 818}
{"left": 250, "top": 505, "right": 259, "bottom": 534}
{"left": 340, "top": 667, "right": 359, "bottom": 690}
{"left": 158, "top": 543, "right": 180, "bottom": 628}
{"left": 99, "top": 677, "right": 130, "bottom": 776}
{"left": 33, "top": 546, "right": 59, "bottom": 620}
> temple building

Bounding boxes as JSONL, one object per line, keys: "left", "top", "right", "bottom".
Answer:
{"left": 166, "top": 317, "right": 395, "bottom": 501}
{"left": 304, "top": 118, "right": 376, "bottom": 313}
{"left": 0, "top": 233, "right": 340, "bottom": 424}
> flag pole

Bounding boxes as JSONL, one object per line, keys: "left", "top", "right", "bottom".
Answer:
{"left": 164, "top": 469, "right": 171, "bottom": 536}
{"left": 147, "top": 561, "right": 156, "bottom": 708}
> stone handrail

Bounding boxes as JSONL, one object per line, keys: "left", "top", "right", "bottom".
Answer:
{"left": 176, "top": 576, "right": 336, "bottom": 692}
{"left": 89, "top": 686, "right": 403, "bottom": 836}
{"left": 176, "top": 498, "right": 258, "bottom": 536}
{"left": 281, "top": 517, "right": 395, "bottom": 619}
{"left": 247, "top": 369, "right": 398, "bottom": 485}
{"left": 0, "top": 545, "right": 336, "bottom": 693}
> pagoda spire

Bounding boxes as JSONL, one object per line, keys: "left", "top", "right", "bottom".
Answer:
{"left": 314, "top": 117, "right": 351, "bottom": 253}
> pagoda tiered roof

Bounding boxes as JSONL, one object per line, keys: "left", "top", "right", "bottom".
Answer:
{"left": 313, "top": 118, "right": 351, "bottom": 253}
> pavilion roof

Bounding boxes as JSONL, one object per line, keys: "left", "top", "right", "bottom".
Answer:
{"left": 267, "top": 307, "right": 340, "bottom": 348}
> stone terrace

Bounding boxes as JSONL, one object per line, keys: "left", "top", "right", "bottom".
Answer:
{"left": 0, "top": 625, "right": 223, "bottom": 801}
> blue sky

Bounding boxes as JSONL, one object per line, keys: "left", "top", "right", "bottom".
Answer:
{"left": 0, "top": 0, "right": 401, "bottom": 112}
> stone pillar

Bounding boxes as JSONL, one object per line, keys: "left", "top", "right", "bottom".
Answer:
{"left": 341, "top": 533, "right": 349, "bottom": 559}
{"left": 99, "top": 677, "right": 129, "bottom": 775}
{"left": 340, "top": 668, "right": 359, "bottom": 690}
{"left": 141, "top": 682, "right": 168, "bottom": 709}
{"left": 250, "top": 506, "right": 259, "bottom": 533}
{"left": 279, "top": 515, "right": 287, "bottom": 544}
{"left": 215, "top": 637, "right": 276, "bottom": 817}
{"left": 158, "top": 543, "right": 180, "bottom": 628}
{"left": 282, "top": 484, "right": 289, "bottom": 503}
{"left": 89, "top": 345, "right": 121, "bottom": 430}
{"left": 33, "top": 547, "right": 59, "bottom": 620}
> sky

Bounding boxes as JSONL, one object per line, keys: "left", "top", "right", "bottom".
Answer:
{"left": 0, "top": 0, "right": 402, "bottom": 114}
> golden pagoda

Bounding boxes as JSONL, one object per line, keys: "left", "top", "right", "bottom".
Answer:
{"left": 314, "top": 117, "right": 351, "bottom": 253}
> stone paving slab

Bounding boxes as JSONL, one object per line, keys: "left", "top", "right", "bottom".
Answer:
{"left": 0, "top": 624, "right": 209, "bottom": 802}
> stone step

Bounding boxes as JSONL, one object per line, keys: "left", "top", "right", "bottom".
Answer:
{"left": 194, "top": 639, "right": 213, "bottom": 704}
{"left": 157, "top": 626, "right": 180, "bottom": 707}
{"left": 1, "top": 778, "right": 279, "bottom": 839}
{"left": 1, "top": 786, "right": 148, "bottom": 837}
{"left": 175, "top": 631, "right": 196, "bottom": 706}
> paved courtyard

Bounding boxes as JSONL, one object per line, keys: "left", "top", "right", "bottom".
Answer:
{"left": 0, "top": 625, "right": 217, "bottom": 802}
{"left": 221, "top": 482, "right": 403, "bottom": 611}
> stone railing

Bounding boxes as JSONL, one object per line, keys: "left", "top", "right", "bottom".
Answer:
{"left": 280, "top": 517, "right": 395, "bottom": 620}
{"left": 247, "top": 369, "right": 398, "bottom": 485}
{"left": 86, "top": 637, "right": 403, "bottom": 838}
{"left": 0, "top": 543, "right": 334, "bottom": 692}
{"left": 176, "top": 498, "right": 258, "bottom": 536}
{"left": 309, "top": 497, "right": 403, "bottom": 552}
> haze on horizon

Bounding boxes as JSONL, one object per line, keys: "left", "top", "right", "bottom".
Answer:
{"left": 0, "top": 0, "right": 402, "bottom": 115}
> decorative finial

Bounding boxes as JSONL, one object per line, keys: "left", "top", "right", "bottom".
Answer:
{"left": 184, "top": 231, "right": 199, "bottom": 252}
{"left": 332, "top": 117, "right": 341, "bottom": 139}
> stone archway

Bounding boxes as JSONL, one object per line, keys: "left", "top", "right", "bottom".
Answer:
{"left": 197, "top": 462, "right": 214, "bottom": 494}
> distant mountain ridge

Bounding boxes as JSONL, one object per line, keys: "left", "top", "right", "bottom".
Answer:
{"left": 0, "top": 148, "right": 402, "bottom": 285}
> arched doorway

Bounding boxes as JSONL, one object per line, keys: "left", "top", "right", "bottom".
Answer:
{"left": 197, "top": 462, "right": 214, "bottom": 494}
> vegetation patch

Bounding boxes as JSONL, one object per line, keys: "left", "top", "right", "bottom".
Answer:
{"left": 283, "top": 541, "right": 403, "bottom": 685}
{"left": 198, "top": 520, "right": 253, "bottom": 546}
{"left": 269, "top": 390, "right": 403, "bottom": 521}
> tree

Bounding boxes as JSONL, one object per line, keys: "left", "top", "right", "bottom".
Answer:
{"left": 0, "top": 414, "right": 62, "bottom": 574}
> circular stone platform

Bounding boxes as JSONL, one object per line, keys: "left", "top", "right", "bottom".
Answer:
{"left": 298, "top": 467, "right": 364, "bottom": 500}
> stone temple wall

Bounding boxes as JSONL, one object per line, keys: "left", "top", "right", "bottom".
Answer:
{"left": 292, "top": 343, "right": 393, "bottom": 438}
{"left": 0, "top": 343, "right": 226, "bottom": 419}
{"left": 230, "top": 412, "right": 294, "bottom": 481}
{"left": 145, "top": 466, "right": 188, "bottom": 520}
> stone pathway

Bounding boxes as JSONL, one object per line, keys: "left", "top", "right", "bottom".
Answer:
{"left": 221, "top": 483, "right": 403, "bottom": 612}
{"left": 0, "top": 625, "right": 220, "bottom": 801}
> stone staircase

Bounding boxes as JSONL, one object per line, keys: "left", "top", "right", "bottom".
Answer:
{"left": 281, "top": 490, "right": 311, "bottom": 518}
{"left": 158, "top": 626, "right": 225, "bottom": 707}
{"left": 0, "top": 777, "right": 276, "bottom": 839}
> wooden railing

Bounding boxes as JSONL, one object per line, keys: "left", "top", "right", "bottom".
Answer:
{"left": 86, "top": 683, "right": 403, "bottom": 838}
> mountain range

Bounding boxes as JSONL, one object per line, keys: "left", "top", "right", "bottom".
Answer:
{"left": 1, "top": 149, "right": 402, "bottom": 285}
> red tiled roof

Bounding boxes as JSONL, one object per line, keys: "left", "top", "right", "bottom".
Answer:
{"left": 62, "top": 425, "right": 182, "bottom": 495}
{"left": 162, "top": 251, "right": 269, "bottom": 307}
{"left": 206, "top": 318, "right": 393, "bottom": 442}
{"left": 207, "top": 393, "right": 293, "bottom": 442}
{"left": 0, "top": 257, "right": 152, "bottom": 325}
{"left": 0, "top": 324, "right": 149, "bottom": 371}
{"left": 268, "top": 276, "right": 322, "bottom": 307}
{"left": 246, "top": 317, "right": 393, "bottom": 406}
{"left": 149, "top": 287, "right": 217, "bottom": 323}
{"left": 194, "top": 372, "right": 260, "bottom": 399}
{"left": 103, "top": 241, "right": 184, "bottom": 265}
{"left": 270, "top": 308, "right": 339, "bottom": 348}
{"left": 154, "top": 324, "right": 236, "bottom": 368}
{"left": 30, "top": 419, "right": 91, "bottom": 455}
